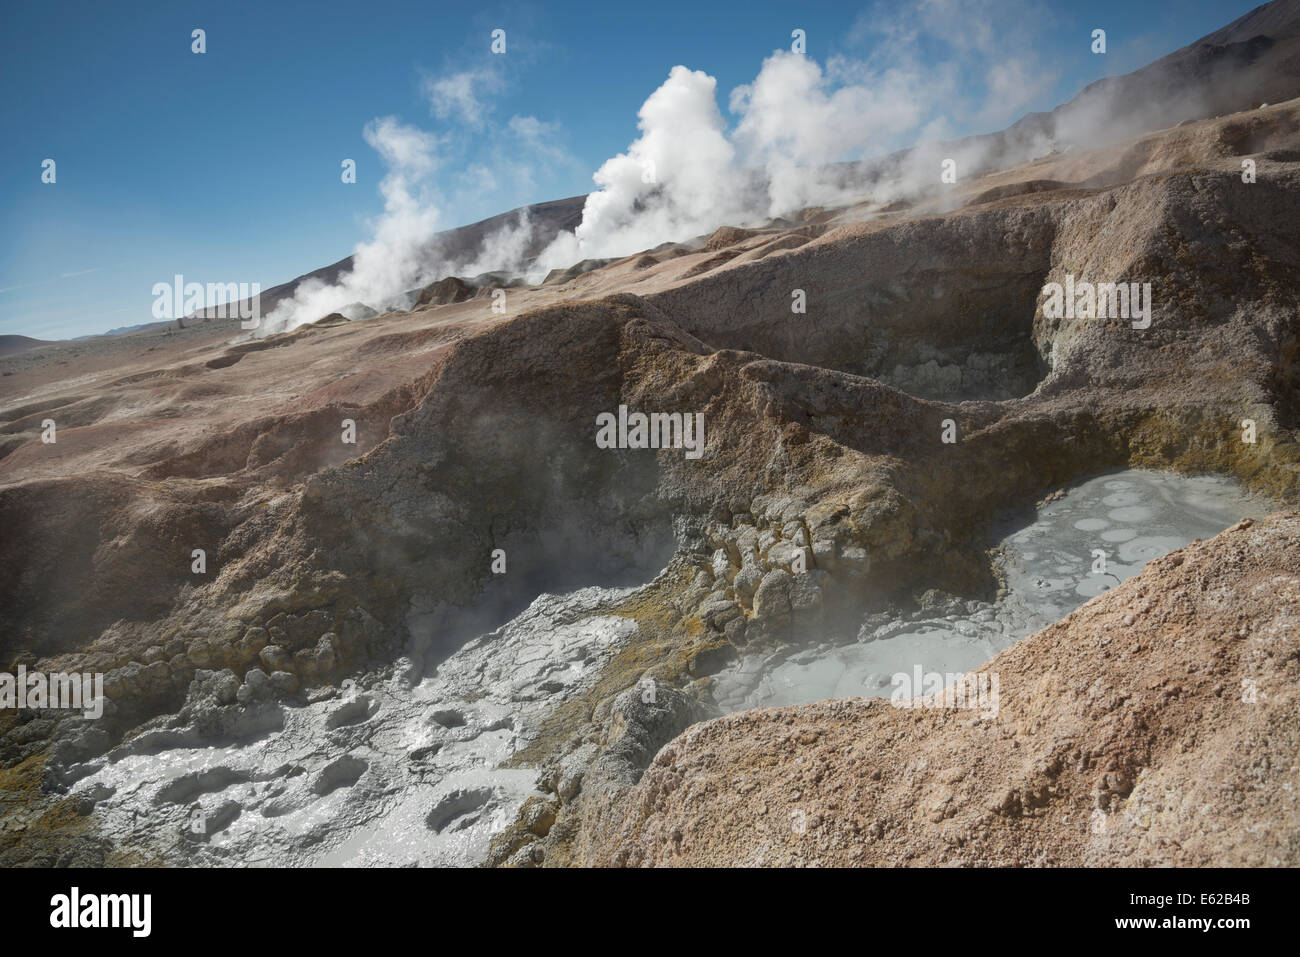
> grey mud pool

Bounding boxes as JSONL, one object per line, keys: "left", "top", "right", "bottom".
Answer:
{"left": 709, "top": 469, "right": 1276, "bottom": 711}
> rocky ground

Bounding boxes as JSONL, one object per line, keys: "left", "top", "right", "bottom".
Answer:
{"left": 2, "top": 96, "right": 1299, "bottom": 866}
{"left": 588, "top": 513, "right": 1300, "bottom": 867}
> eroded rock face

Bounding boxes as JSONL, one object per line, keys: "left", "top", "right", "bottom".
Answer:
{"left": 650, "top": 206, "right": 1058, "bottom": 401}
{"left": 589, "top": 514, "right": 1300, "bottom": 867}
{"left": 416, "top": 277, "right": 475, "bottom": 307}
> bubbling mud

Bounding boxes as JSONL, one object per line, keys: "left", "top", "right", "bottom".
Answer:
{"left": 710, "top": 469, "right": 1276, "bottom": 711}
{"left": 62, "top": 587, "right": 643, "bottom": 867}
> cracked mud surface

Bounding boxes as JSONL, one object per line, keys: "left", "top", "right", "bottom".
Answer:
{"left": 61, "top": 588, "right": 640, "bottom": 866}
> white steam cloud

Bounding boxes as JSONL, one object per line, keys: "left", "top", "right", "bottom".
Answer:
{"left": 534, "top": 0, "right": 1063, "bottom": 275}
{"left": 262, "top": 95, "right": 572, "bottom": 333}
{"left": 268, "top": 1, "right": 1089, "bottom": 332}
{"left": 535, "top": 66, "right": 750, "bottom": 273}
{"left": 262, "top": 117, "right": 445, "bottom": 333}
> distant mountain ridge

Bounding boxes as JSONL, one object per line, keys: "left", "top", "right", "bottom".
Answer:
{"left": 1010, "top": 0, "right": 1300, "bottom": 147}
{"left": 0, "top": 335, "right": 53, "bottom": 358}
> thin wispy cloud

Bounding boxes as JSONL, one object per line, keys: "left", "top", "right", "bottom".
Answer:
{"left": 421, "top": 67, "right": 506, "bottom": 129}
{"left": 2, "top": 264, "right": 114, "bottom": 295}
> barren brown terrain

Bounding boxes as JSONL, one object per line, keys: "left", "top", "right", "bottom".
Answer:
{"left": 3, "top": 83, "right": 1299, "bottom": 866}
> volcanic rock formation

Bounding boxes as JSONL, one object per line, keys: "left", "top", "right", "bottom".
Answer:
{"left": 3, "top": 30, "right": 1300, "bottom": 865}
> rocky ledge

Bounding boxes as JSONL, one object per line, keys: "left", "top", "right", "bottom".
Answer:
{"left": 584, "top": 513, "right": 1300, "bottom": 867}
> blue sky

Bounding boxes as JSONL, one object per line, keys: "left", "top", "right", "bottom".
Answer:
{"left": 0, "top": 0, "right": 1268, "bottom": 340}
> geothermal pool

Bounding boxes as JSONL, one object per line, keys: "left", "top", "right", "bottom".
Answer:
{"left": 59, "top": 468, "right": 1273, "bottom": 865}
{"left": 709, "top": 469, "right": 1276, "bottom": 711}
